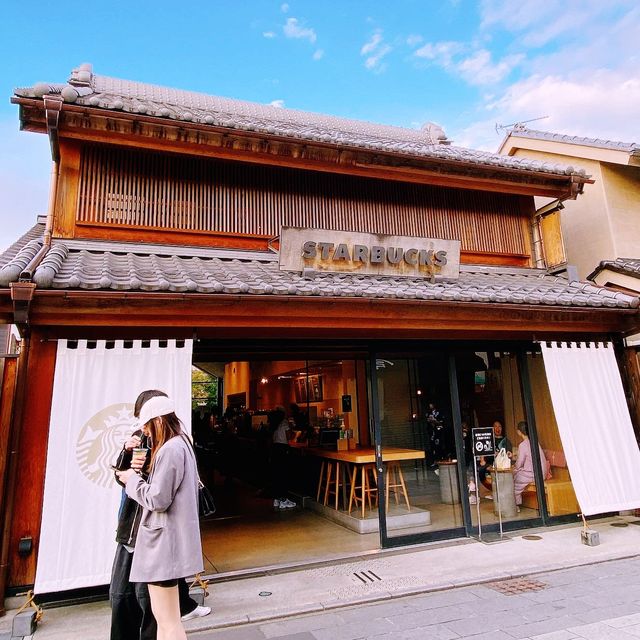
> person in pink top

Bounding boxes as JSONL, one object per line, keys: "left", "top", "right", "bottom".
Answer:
{"left": 513, "top": 421, "right": 549, "bottom": 506}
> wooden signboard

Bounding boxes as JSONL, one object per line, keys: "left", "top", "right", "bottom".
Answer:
{"left": 279, "top": 227, "right": 461, "bottom": 280}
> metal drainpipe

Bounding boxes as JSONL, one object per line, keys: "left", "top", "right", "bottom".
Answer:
{"left": 19, "top": 94, "right": 62, "bottom": 281}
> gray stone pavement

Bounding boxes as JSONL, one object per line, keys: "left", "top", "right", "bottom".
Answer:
{"left": 6, "top": 516, "right": 640, "bottom": 638}
{"left": 191, "top": 557, "right": 640, "bottom": 640}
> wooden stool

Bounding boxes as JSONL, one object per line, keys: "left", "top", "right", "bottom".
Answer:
{"left": 323, "top": 461, "right": 345, "bottom": 510}
{"left": 348, "top": 463, "right": 378, "bottom": 518}
{"left": 385, "top": 461, "right": 411, "bottom": 512}
{"left": 316, "top": 460, "right": 326, "bottom": 502}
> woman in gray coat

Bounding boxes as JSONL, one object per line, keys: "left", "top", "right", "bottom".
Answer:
{"left": 117, "top": 394, "right": 203, "bottom": 640}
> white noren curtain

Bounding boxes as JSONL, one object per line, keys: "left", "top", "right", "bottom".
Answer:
{"left": 35, "top": 339, "right": 193, "bottom": 593}
{"left": 541, "top": 341, "right": 640, "bottom": 516}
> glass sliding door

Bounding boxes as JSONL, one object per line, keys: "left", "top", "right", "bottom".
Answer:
{"left": 373, "top": 352, "right": 465, "bottom": 544}
{"left": 455, "top": 349, "right": 543, "bottom": 531}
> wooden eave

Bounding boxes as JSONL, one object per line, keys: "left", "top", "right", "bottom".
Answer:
{"left": 0, "top": 289, "right": 637, "bottom": 339}
{"left": 14, "top": 98, "right": 590, "bottom": 200}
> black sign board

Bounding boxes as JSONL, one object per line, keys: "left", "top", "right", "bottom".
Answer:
{"left": 341, "top": 395, "right": 352, "bottom": 413}
{"left": 472, "top": 427, "right": 495, "bottom": 457}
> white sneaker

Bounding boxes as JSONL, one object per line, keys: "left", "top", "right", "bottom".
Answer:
{"left": 273, "top": 499, "right": 280, "bottom": 508}
{"left": 181, "top": 605, "right": 211, "bottom": 621}
{"left": 279, "top": 498, "right": 296, "bottom": 509}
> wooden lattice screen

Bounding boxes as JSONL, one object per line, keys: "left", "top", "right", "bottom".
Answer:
{"left": 77, "top": 145, "right": 531, "bottom": 255}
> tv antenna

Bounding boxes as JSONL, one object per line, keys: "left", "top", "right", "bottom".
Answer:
{"left": 495, "top": 115, "right": 549, "bottom": 134}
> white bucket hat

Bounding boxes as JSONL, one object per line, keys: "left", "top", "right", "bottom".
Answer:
{"left": 138, "top": 395, "right": 176, "bottom": 426}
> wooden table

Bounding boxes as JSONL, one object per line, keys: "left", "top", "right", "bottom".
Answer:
{"left": 309, "top": 447, "right": 425, "bottom": 518}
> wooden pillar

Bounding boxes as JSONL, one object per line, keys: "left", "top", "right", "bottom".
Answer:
{"left": 7, "top": 332, "right": 57, "bottom": 588}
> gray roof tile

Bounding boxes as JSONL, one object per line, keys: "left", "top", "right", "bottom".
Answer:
{"left": 0, "top": 221, "right": 45, "bottom": 268}
{"left": 508, "top": 128, "right": 639, "bottom": 154}
{"left": 14, "top": 64, "right": 587, "bottom": 179}
{"left": 0, "top": 240, "right": 630, "bottom": 310}
{"left": 588, "top": 257, "right": 640, "bottom": 281}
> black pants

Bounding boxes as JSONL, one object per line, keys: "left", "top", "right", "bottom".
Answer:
{"left": 109, "top": 544, "right": 198, "bottom": 640}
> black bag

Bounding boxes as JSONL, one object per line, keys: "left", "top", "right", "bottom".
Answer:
{"left": 198, "top": 481, "right": 216, "bottom": 518}
{"left": 181, "top": 434, "right": 216, "bottom": 518}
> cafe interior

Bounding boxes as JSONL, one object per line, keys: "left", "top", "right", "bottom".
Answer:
{"left": 191, "top": 346, "right": 578, "bottom": 576}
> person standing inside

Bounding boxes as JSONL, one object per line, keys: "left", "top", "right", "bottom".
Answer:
{"left": 117, "top": 394, "right": 204, "bottom": 640}
{"left": 109, "top": 390, "right": 210, "bottom": 640}
{"left": 269, "top": 406, "right": 296, "bottom": 509}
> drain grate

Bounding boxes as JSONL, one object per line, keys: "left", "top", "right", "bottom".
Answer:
{"left": 352, "top": 570, "right": 382, "bottom": 584}
{"left": 611, "top": 522, "right": 628, "bottom": 528}
{"left": 522, "top": 534, "right": 543, "bottom": 541}
{"left": 486, "top": 577, "right": 547, "bottom": 595}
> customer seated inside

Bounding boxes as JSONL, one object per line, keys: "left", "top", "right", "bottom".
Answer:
{"left": 477, "top": 419, "right": 512, "bottom": 491}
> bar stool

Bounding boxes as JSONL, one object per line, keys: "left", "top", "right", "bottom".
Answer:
{"left": 348, "top": 463, "right": 378, "bottom": 518}
{"left": 323, "top": 460, "right": 345, "bottom": 510}
{"left": 385, "top": 461, "right": 411, "bottom": 512}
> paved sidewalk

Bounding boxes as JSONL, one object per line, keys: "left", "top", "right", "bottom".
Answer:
{"left": 5, "top": 516, "right": 640, "bottom": 638}
{"left": 192, "top": 557, "right": 640, "bottom": 639}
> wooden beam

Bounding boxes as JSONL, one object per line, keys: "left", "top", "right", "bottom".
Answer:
{"left": 21, "top": 291, "right": 640, "bottom": 336}
{"left": 53, "top": 139, "right": 81, "bottom": 239}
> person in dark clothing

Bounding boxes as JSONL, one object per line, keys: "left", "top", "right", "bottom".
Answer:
{"left": 109, "top": 390, "right": 210, "bottom": 640}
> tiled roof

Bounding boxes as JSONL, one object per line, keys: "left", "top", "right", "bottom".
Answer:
{"left": 1, "top": 239, "right": 637, "bottom": 310}
{"left": 0, "top": 220, "right": 45, "bottom": 268}
{"left": 588, "top": 258, "right": 640, "bottom": 281}
{"left": 13, "top": 64, "right": 587, "bottom": 178}
{"left": 508, "top": 128, "right": 640, "bottom": 154}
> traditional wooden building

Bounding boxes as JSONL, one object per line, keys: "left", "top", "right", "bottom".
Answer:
{"left": 1, "top": 64, "right": 639, "bottom": 604}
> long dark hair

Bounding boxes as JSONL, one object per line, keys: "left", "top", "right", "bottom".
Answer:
{"left": 146, "top": 412, "right": 184, "bottom": 468}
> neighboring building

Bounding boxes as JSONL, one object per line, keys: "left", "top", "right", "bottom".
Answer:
{"left": 498, "top": 128, "right": 640, "bottom": 280}
{"left": 0, "top": 65, "right": 639, "bottom": 604}
{"left": 499, "top": 128, "right": 640, "bottom": 442}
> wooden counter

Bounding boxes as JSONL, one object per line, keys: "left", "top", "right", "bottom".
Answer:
{"left": 308, "top": 447, "right": 425, "bottom": 517}
{"left": 307, "top": 447, "right": 425, "bottom": 464}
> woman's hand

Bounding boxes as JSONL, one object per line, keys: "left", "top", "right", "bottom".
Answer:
{"left": 130, "top": 455, "right": 146, "bottom": 473}
{"left": 124, "top": 435, "right": 142, "bottom": 451}
{"left": 116, "top": 468, "right": 136, "bottom": 484}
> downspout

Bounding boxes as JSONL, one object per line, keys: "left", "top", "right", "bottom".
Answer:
{"left": 18, "top": 93, "right": 62, "bottom": 282}
{"left": 0, "top": 94, "right": 62, "bottom": 613}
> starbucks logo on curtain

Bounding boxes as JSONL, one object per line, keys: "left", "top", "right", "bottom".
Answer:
{"left": 76, "top": 403, "right": 136, "bottom": 488}
{"left": 35, "top": 339, "right": 193, "bottom": 594}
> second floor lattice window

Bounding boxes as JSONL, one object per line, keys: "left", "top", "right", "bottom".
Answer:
{"left": 76, "top": 144, "right": 531, "bottom": 256}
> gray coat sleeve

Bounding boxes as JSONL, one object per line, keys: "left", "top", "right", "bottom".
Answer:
{"left": 125, "top": 444, "right": 186, "bottom": 512}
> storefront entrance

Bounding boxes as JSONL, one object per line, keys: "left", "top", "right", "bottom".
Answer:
{"left": 191, "top": 341, "right": 579, "bottom": 575}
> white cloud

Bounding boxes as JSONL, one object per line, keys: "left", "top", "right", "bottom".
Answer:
{"left": 361, "top": 30, "right": 392, "bottom": 72}
{"left": 263, "top": 31, "right": 276, "bottom": 38}
{"left": 480, "top": 0, "right": 636, "bottom": 48}
{"left": 361, "top": 31, "right": 383, "bottom": 56}
{"left": 414, "top": 41, "right": 463, "bottom": 68}
{"left": 269, "top": 99, "right": 285, "bottom": 108}
{"left": 313, "top": 49, "right": 325, "bottom": 61}
{"left": 406, "top": 34, "right": 423, "bottom": 47}
{"left": 457, "top": 50, "right": 524, "bottom": 85}
{"left": 452, "top": 69, "right": 640, "bottom": 151}
{"left": 281, "top": 3, "right": 289, "bottom": 12}
{"left": 283, "top": 17, "right": 317, "bottom": 43}
{"left": 414, "top": 41, "right": 521, "bottom": 85}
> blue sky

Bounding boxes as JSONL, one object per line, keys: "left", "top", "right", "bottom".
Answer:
{"left": 1, "top": 0, "right": 638, "bottom": 251}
